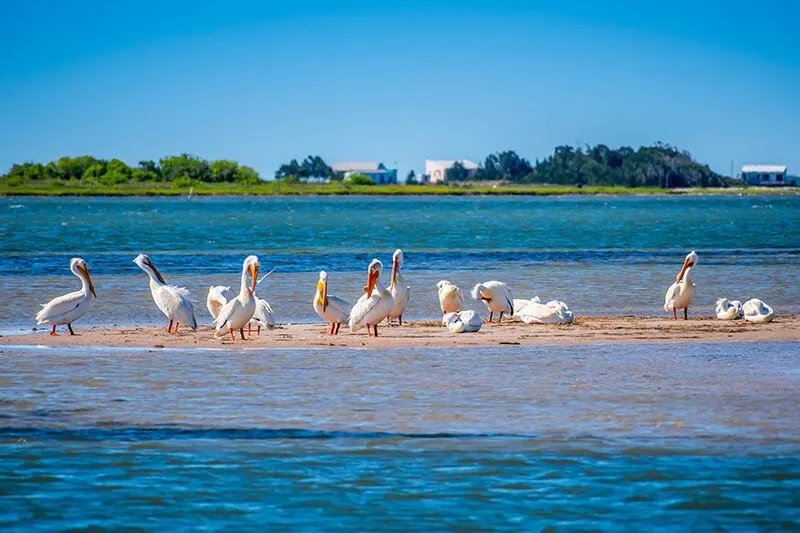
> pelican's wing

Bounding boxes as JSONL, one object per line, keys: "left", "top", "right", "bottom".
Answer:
{"left": 35, "top": 290, "right": 84, "bottom": 324}
{"left": 326, "top": 295, "right": 351, "bottom": 323}
{"left": 158, "top": 285, "right": 197, "bottom": 328}
{"left": 207, "top": 286, "right": 234, "bottom": 320}
{"left": 252, "top": 297, "right": 275, "bottom": 327}
{"left": 349, "top": 294, "right": 380, "bottom": 331}
{"left": 664, "top": 281, "right": 681, "bottom": 311}
{"left": 215, "top": 298, "right": 240, "bottom": 330}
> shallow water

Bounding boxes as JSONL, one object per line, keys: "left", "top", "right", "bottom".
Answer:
{"left": 1, "top": 195, "right": 799, "bottom": 330}
{"left": 1, "top": 342, "right": 799, "bottom": 530}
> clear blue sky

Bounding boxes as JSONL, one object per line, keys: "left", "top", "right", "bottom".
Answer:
{"left": 1, "top": 0, "right": 798, "bottom": 179}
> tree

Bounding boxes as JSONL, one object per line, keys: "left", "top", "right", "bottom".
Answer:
{"left": 160, "top": 154, "right": 211, "bottom": 182}
{"left": 275, "top": 159, "right": 302, "bottom": 180}
{"left": 235, "top": 165, "right": 261, "bottom": 185}
{"left": 345, "top": 173, "right": 375, "bottom": 185}
{"left": 406, "top": 169, "right": 418, "bottom": 185}
{"left": 474, "top": 151, "right": 531, "bottom": 182}
{"left": 210, "top": 160, "right": 239, "bottom": 183}
{"left": 445, "top": 161, "right": 469, "bottom": 182}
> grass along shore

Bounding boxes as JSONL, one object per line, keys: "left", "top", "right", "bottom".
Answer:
{"left": 1, "top": 180, "right": 797, "bottom": 197}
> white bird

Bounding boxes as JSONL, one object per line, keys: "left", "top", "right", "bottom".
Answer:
{"left": 207, "top": 285, "right": 236, "bottom": 320}
{"left": 513, "top": 297, "right": 574, "bottom": 324}
{"left": 715, "top": 298, "right": 743, "bottom": 320}
{"left": 436, "top": 280, "right": 464, "bottom": 314}
{"left": 443, "top": 310, "right": 482, "bottom": 333}
{"left": 349, "top": 259, "right": 394, "bottom": 337}
{"left": 214, "top": 255, "right": 260, "bottom": 340}
{"left": 664, "top": 251, "right": 699, "bottom": 320}
{"left": 742, "top": 298, "right": 775, "bottom": 324}
{"left": 133, "top": 254, "right": 197, "bottom": 333}
{"left": 313, "top": 271, "right": 351, "bottom": 335}
{"left": 387, "top": 249, "right": 410, "bottom": 325}
{"left": 471, "top": 281, "right": 513, "bottom": 323}
{"left": 35, "top": 257, "right": 97, "bottom": 336}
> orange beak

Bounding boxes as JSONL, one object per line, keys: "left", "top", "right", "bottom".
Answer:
{"left": 366, "top": 268, "right": 379, "bottom": 297}
{"left": 322, "top": 279, "right": 328, "bottom": 313}
{"left": 249, "top": 264, "right": 259, "bottom": 294}
{"left": 390, "top": 257, "right": 398, "bottom": 290}
{"left": 78, "top": 264, "right": 97, "bottom": 297}
{"left": 676, "top": 257, "right": 693, "bottom": 282}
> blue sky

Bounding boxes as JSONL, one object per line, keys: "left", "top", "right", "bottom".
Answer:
{"left": 1, "top": 0, "right": 798, "bottom": 179}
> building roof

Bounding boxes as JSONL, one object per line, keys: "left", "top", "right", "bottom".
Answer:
{"left": 741, "top": 164, "right": 787, "bottom": 173}
{"left": 425, "top": 159, "right": 480, "bottom": 170}
{"left": 332, "top": 162, "right": 387, "bottom": 172}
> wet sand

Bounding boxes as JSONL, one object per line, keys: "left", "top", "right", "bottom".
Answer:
{"left": 2, "top": 316, "right": 798, "bottom": 349}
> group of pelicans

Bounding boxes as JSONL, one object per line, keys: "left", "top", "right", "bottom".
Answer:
{"left": 34, "top": 249, "right": 776, "bottom": 338}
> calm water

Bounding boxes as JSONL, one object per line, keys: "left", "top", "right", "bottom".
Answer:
{"left": 2, "top": 196, "right": 800, "bottom": 529}
{"left": 1, "top": 195, "right": 799, "bottom": 330}
{"left": 1, "top": 342, "right": 799, "bottom": 530}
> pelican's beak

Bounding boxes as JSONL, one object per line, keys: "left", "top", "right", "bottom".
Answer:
{"left": 78, "top": 264, "right": 97, "bottom": 297}
{"left": 676, "top": 257, "right": 692, "bottom": 282}
{"left": 390, "top": 257, "right": 398, "bottom": 289}
{"left": 249, "top": 264, "right": 259, "bottom": 295}
{"left": 480, "top": 291, "right": 490, "bottom": 302}
{"left": 321, "top": 279, "right": 328, "bottom": 312}
{"left": 366, "top": 268, "right": 379, "bottom": 297}
{"left": 145, "top": 257, "right": 166, "bottom": 284}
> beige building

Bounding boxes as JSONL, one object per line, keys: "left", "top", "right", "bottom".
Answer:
{"left": 423, "top": 160, "right": 479, "bottom": 183}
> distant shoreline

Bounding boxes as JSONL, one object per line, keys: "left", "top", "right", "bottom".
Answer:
{"left": 1, "top": 184, "right": 798, "bottom": 197}
{"left": 2, "top": 316, "right": 798, "bottom": 349}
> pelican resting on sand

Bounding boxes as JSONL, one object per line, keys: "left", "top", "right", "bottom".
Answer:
{"left": 443, "top": 310, "right": 482, "bottom": 333}
{"left": 214, "top": 255, "right": 260, "bottom": 340}
{"left": 387, "top": 249, "right": 410, "bottom": 325}
{"left": 742, "top": 298, "right": 775, "bottom": 324}
{"left": 715, "top": 298, "right": 743, "bottom": 320}
{"left": 513, "top": 297, "right": 574, "bottom": 324}
{"left": 349, "top": 259, "right": 393, "bottom": 337}
{"left": 35, "top": 257, "right": 97, "bottom": 335}
{"left": 313, "top": 271, "right": 351, "bottom": 335}
{"left": 664, "top": 251, "right": 699, "bottom": 320}
{"left": 471, "top": 281, "right": 513, "bottom": 323}
{"left": 437, "top": 280, "right": 464, "bottom": 314}
{"left": 133, "top": 254, "right": 197, "bottom": 333}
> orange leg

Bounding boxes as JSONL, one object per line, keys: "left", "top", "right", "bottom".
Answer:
{"left": 248, "top": 323, "right": 252, "bottom": 336}
{"left": 366, "top": 325, "right": 372, "bottom": 337}
{"left": 239, "top": 328, "right": 246, "bottom": 340}
{"left": 257, "top": 325, "right": 261, "bottom": 335}
{"left": 168, "top": 319, "right": 173, "bottom": 333}
{"left": 684, "top": 308, "right": 688, "bottom": 320}
{"left": 50, "top": 325, "right": 57, "bottom": 336}
{"left": 399, "top": 315, "right": 402, "bottom": 326}
{"left": 230, "top": 329, "right": 236, "bottom": 341}
{"left": 335, "top": 323, "right": 341, "bottom": 335}
{"left": 174, "top": 323, "right": 179, "bottom": 333}
{"left": 373, "top": 324, "right": 379, "bottom": 337}
{"left": 673, "top": 309, "right": 677, "bottom": 320}
{"left": 329, "top": 322, "right": 335, "bottom": 335}
{"left": 488, "top": 311, "right": 494, "bottom": 323}
{"left": 68, "top": 324, "right": 75, "bottom": 335}
{"left": 499, "top": 312, "right": 504, "bottom": 323}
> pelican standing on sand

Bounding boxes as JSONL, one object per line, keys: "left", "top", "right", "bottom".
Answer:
{"left": 349, "top": 259, "right": 394, "bottom": 337}
{"left": 214, "top": 255, "right": 260, "bottom": 340}
{"left": 436, "top": 280, "right": 464, "bottom": 314}
{"left": 387, "top": 249, "right": 410, "bottom": 325}
{"left": 715, "top": 298, "right": 743, "bottom": 320}
{"left": 664, "top": 251, "right": 699, "bottom": 320}
{"left": 134, "top": 254, "right": 197, "bottom": 333}
{"left": 313, "top": 271, "right": 351, "bottom": 335}
{"left": 471, "top": 281, "right": 513, "bottom": 323}
{"left": 35, "top": 257, "right": 97, "bottom": 335}
{"left": 743, "top": 298, "right": 775, "bottom": 324}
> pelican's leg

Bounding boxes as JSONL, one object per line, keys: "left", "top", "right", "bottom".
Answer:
{"left": 673, "top": 309, "right": 677, "bottom": 320}
{"left": 50, "top": 325, "right": 57, "bottom": 336}
{"left": 230, "top": 329, "right": 236, "bottom": 341}
{"left": 366, "top": 325, "right": 372, "bottom": 337}
{"left": 399, "top": 315, "right": 403, "bottom": 326}
{"left": 167, "top": 319, "right": 173, "bottom": 333}
{"left": 67, "top": 324, "right": 75, "bottom": 335}
{"left": 499, "top": 312, "right": 504, "bottom": 323}
{"left": 684, "top": 308, "right": 688, "bottom": 320}
{"left": 174, "top": 323, "right": 179, "bottom": 333}
{"left": 374, "top": 324, "right": 379, "bottom": 337}
{"left": 258, "top": 325, "right": 261, "bottom": 335}
{"left": 488, "top": 311, "right": 494, "bottom": 323}
{"left": 335, "top": 323, "right": 341, "bottom": 335}
{"left": 248, "top": 323, "right": 252, "bottom": 336}
{"left": 240, "top": 328, "right": 246, "bottom": 340}
{"left": 329, "top": 322, "right": 335, "bottom": 336}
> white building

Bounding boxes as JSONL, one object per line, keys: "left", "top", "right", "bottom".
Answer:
{"left": 741, "top": 165, "right": 789, "bottom": 186}
{"left": 331, "top": 162, "right": 398, "bottom": 185}
{"left": 424, "top": 160, "right": 479, "bottom": 183}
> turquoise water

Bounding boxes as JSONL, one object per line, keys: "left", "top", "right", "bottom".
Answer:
{"left": 1, "top": 342, "right": 800, "bottom": 530}
{"left": 2, "top": 196, "right": 800, "bottom": 529}
{"left": 1, "top": 195, "right": 798, "bottom": 328}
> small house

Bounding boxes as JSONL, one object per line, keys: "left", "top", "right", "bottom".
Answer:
{"left": 741, "top": 165, "right": 789, "bottom": 186}
{"left": 332, "top": 162, "right": 398, "bottom": 184}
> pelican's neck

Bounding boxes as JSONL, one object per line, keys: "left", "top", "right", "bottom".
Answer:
{"left": 374, "top": 274, "right": 390, "bottom": 296}
{"left": 140, "top": 264, "right": 164, "bottom": 286}
{"left": 683, "top": 266, "right": 694, "bottom": 284}
{"left": 75, "top": 269, "right": 92, "bottom": 295}
{"left": 240, "top": 265, "right": 250, "bottom": 297}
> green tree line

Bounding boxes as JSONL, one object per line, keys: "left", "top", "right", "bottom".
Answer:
{"left": 1, "top": 154, "right": 261, "bottom": 186}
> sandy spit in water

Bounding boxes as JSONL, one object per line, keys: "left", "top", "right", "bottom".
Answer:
{"left": 1, "top": 316, "right": 798, "bottom": 350}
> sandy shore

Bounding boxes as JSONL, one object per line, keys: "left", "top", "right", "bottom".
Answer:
{"left": 1, "top": 316, "right": 798, "bottom": 349}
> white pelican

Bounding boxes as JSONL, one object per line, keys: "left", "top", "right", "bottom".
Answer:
{"left": 743, "top": 298, "right": 775, "bottom": 324}
{"left": 313, "top": 271, "right": 351, "bottom": 335}
{"left": 133, "top": 254, "right": 197, "bottom": 333}
{"left": 513, "top": 297, "right": 574, "bottom": 324}
{"left": 349, "top": 259, "right": 394, "bottom": 337}
{"left": 387, "top": 249, "right": 410, "bottom": 325}
{"left": 715, "top": 298, "right": 743, "bottom": 320}
{"left": 664, "top": 251, "right": 699, "bottom": 320}
{"left": 207, "top": 285, "right": 235, "bottom": 320}
{"left": 471, "top": 281, "right": 513, "bottom": 323}
{"left": 443, "top": 310, "right": 482, "bottom": 333}
{"left": 436, "top": 280, "right": 464, "bottom": 314}
{"left": 35, "top": 257, "right": 97, "bottom": 335}
{"left": 214, "top": 255, "right": 260, "bottom": 341}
